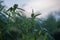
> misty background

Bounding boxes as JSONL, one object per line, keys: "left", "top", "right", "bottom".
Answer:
{"left": 4, "top": 0, "right": 60, "bottom": 18}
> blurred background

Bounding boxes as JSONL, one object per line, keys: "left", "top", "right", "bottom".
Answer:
{"left": 0, "top": 0, "right": 60, "bottom": 40}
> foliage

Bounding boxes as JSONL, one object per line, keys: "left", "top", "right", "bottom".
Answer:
{"left": 0, "top": 0, "right": 5, "bottom": 11}
{"left": 41, "top": 14, "right": 57, "bottom": 34}
{"left": 0, "top": 3, "right": 57, "bottom": 40}
{"left": 56, "top": 19, "right": 60, "bottom": 29}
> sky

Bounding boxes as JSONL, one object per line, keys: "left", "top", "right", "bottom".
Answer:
{"left": 4, "top": 0, "right": 60, "bottom": 18}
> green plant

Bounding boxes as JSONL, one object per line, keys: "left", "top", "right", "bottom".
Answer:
{"left": 0, "top": 4, "right": 55, "bottom": 40}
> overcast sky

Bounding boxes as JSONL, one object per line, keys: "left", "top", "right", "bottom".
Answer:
{"left": 4, "top": 0, "right": 60, "bottom": 18}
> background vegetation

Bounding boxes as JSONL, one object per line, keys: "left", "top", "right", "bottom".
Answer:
{"left": 0, "top": 0, "right": 60, "bottom": 40}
